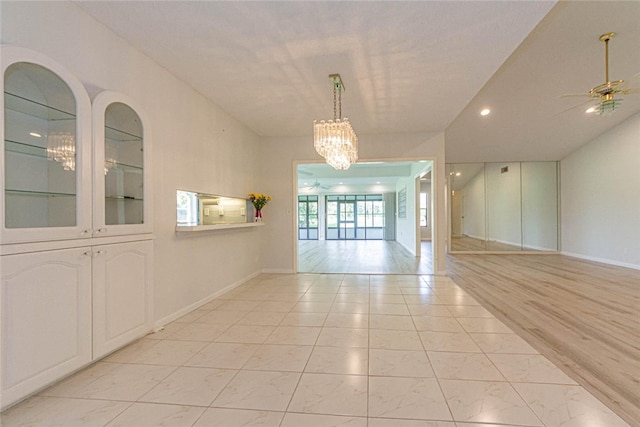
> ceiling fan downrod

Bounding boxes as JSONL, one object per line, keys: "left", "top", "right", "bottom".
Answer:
{"left": 599, "top": 32, "right": 615, "bottom": 83}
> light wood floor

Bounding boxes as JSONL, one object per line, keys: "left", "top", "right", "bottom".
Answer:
{"left": 451, "top": 235, "right": 540, "bottom": 252}
{"left": 447, "top": 253, "right": 640, "bottom": 426}
{"left": 298, "top": 240, "right": 433, "bottom": 274}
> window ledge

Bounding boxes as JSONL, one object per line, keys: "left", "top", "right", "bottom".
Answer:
{"left": 175, "top": 222, "right": 265, "bottom": 233}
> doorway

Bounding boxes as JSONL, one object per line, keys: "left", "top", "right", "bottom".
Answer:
{"left": 295, "top": 160, "right": 436, "bottom": 274}
{"left": 327, "top": 197, "right": 356, "bottom": 239}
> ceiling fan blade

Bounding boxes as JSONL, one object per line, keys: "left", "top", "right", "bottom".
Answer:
{"left": 558, "top": 98, "right": 597, "bottom": 114}
{"left": 618, "top": 71, "right": 640, "bottom": 91}
{"left": 558, "top": 93, "right": 591, "bottom": 99}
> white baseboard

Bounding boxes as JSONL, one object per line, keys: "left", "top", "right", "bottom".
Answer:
{"left": 493, "top": 238, "right": 523, "bottom": 247}
{"left": 262, "top": 268, "right": 296, "bottom": 274}
{"left": 153, "top": 270, "right": 262, "bottom": 329}
{"left": 561, "top": 251, "right": 640, "bottom": 271}
{"left": 522, "top": 243, "right": 557, "bottom": 251}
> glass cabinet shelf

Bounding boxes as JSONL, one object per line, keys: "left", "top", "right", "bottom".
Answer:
{"left": 107, "top": 162, "right": 143, "bottom": 173}
{"left": 5, "top": 92, "right": 75, "bottom": 121}
{"left": 105, "top": 125, "right": 142, "bottom": 142}
{"left": 105, "top": 196, "right": 143, "bottom": 201}
{"left": 6, "top": 189, "right": 76, "bottom": 198}
{"left": 5, "top": 139, "right": 48, "bottom": 158}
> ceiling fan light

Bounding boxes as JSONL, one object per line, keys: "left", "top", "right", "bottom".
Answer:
{"left": 594, "top": 98, "right": 622, "bottom": 115}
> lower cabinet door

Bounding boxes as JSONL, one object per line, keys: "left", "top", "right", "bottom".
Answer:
{"left": 1, "top": 248, "right": 92, "bottom": 409}
{"left": 92, "top": 240, "right": 153, "bottom": 359}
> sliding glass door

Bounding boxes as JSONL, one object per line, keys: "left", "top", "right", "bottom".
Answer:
{"left": 326, "top": 194, "right": 384, "bottom": 240}
{"left": 298, "top": 195, "right": 319, "bottom": 240}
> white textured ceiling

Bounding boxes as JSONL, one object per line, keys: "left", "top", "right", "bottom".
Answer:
{"left": 74, "top": 1, "right": 640, "bottom": 163}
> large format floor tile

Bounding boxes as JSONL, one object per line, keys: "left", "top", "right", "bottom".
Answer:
{"left": 368, "top": 376, "right": 451, "bottom": 420}
{"left": 1, "top": 273, "right": 630, "bottom": 427}
{"left": 212, "top": 370, "right": 300, "bottom": 411}
{"left": 288, "top": 373, "right": 368, "bottom": 417}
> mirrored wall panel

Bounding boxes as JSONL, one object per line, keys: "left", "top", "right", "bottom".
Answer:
{"left": 447, "top": 162, "right": 558, "bottom": 252}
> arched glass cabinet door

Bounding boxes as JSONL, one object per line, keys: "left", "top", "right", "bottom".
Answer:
{"left": 93, "top": 91, "right": 152, "bottom": 236}
{"left": 1, "top": 47, "right": 92, "bottom": 244}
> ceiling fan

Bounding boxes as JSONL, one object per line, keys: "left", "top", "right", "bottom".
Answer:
{"left": 562, "top": 32, "right": 640, "bottom": 115}
{"left": 301, "top": 180, "right": 331, "bottom": 191}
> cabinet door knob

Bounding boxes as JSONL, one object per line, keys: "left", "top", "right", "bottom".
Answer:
{"left": 82, "top": 251, "right": 92, "bottom": 257}
{"left": 95, "top": 250, "right": 107, "bottom": 256}
{"left": 80, "top": 229, "right": 90, "bottom": 236}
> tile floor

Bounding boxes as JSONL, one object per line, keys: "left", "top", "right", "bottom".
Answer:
{"left": 1, "top": 274, "right": 630, "bottom": 427}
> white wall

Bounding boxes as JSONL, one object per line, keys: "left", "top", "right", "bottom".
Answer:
{"left": 561, "top": 112, "right": 640, "bottom": 269}
{"left": 260, "top": 132, "right": 447, "bottom": 274}
{"left": 395, "top": 177, "right": 417, "bottom": 255}
{"left": 2, "top": 2, "right": 264, "bottom": 322}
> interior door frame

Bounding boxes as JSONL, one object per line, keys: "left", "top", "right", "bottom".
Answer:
{"left": 293, "top": 156, "right": 444, "bottom": 275}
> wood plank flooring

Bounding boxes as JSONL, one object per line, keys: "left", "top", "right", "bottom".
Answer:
{"left": 447, "top": 253, "right": 640, "bottom": 426}
{"left": 451, "top": 235, "right": 541, "bottom": 252}
{"left": 298, "top": 240, "right": 433, "bottom": 274}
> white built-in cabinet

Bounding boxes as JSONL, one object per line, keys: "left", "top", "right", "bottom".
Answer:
{"left": 0, "top": 46, "right": 153, "bottom": 409}
{"left": 92, "top": 240, "right": 153, "bottom": 359}
{"left": 1, "top": 248, "right": 92, "bottom": 407}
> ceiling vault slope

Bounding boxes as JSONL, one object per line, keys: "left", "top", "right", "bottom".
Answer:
{"left": 73, "top": 1, "right": 639, "bottom": 162}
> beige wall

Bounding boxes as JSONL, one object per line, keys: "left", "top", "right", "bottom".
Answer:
{"left": 259, "top": 133, "right": 447, "bottom": 274}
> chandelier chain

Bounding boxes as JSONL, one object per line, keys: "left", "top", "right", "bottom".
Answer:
{"left": 333, "top": 84, "right": 338, "bottom": 121}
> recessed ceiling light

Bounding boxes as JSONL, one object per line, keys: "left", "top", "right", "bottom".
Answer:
{"left": 376, "top": 181, "right": 381, "bottom": 184}
{"left": 29, "top": 132, "right": 42, "bottom": 137}
{"left": 585, "top": 106, "right": 596, "bottom": 114}
{"left": 455, "top": 172, "right": 461, "bottom": 176}
{"left": 339, "top": 182, "right": 343, "bottom": 185}
{"left": 480, "top": 108, "right": 491, "bottom": 116}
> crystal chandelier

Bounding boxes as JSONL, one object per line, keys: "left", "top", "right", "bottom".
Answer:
{"left": 104, "top": 140, "right": 117, "bottom": 175}
{"left": 47, "top": 132, "right": 75, "bottom": 171}
{"left": 47, "top": 132, "right": 116, "bottom": 175}
{"left": 313, "top": 74, "right": 358, "bottom": 170}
